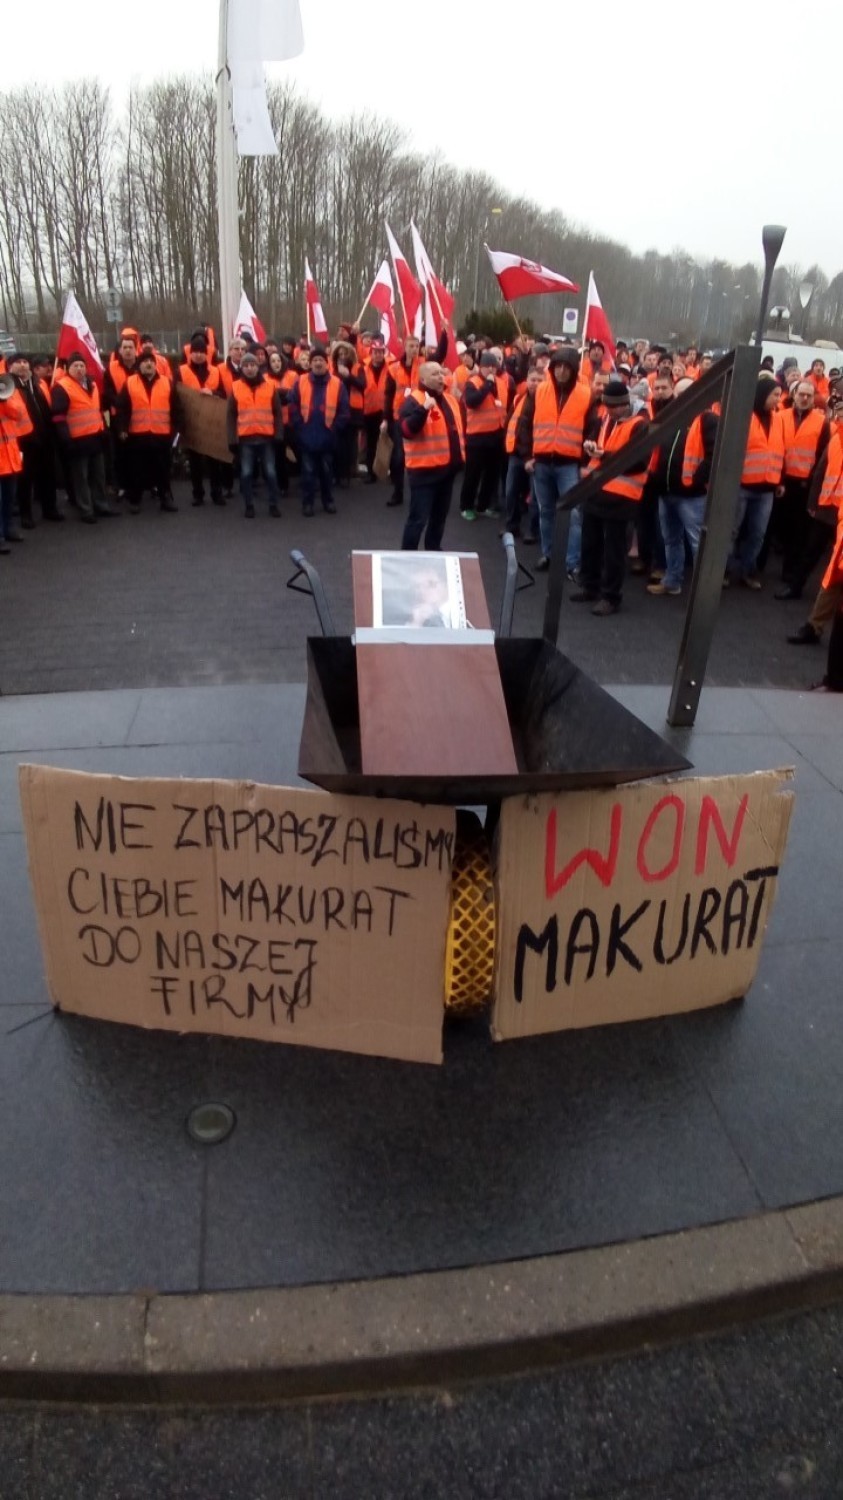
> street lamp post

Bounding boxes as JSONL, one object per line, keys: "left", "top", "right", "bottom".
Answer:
{"left": 754, "top": 224, "right": 787, "bottom": 345}
{"left": 472, "top": 206, "right": 502, "bottom": 311}
{"left": 798, "top": 279, "right": 814, "bottom": 337}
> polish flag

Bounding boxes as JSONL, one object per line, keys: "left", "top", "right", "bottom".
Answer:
{"left": 584, "top": 271, "right": 617, "bottom": 365}
{"left": 365, "top": 260, "right": 403, "bottom": 359}
{"left": 304, "top": 258, "right": 329, "bottom": 346}
{"left": 484, "top": 247, "right": 579, "bottom": 300}
{"left": 410, "top": 222, "right": 458, "bottom": 370}
{"left": 385, "top": 221, "right": 422, "bottom": 340}
{"left": 233, "top": 290, "right": 267, "bottom": 344}
{"left": 55, "top": 291, "right": 105, "bottom": 389}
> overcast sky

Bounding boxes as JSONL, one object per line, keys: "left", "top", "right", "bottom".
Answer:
{"left": 4, "top": 0, "right": 839, "bottom": 277}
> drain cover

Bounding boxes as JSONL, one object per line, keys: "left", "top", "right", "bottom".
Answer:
{"left": 186, "top": 1102, "right": 236, "bottom": 1145}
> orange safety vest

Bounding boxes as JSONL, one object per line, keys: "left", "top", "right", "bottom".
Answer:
{"left": 279, "top": 369, "right": 298, "bottom": 426}
{"left": 232, "top": 377, "right": 276, "bottom": 438}
{"left": 363, "top": 363, "right": 388, "bottom": 416}
{"left": 464, "top": 373, "right": 509, "bottom": 437}
{"left": 126, "top": 373, "right": 172, "bottom": 436}
{"left": 403, "top": 389, "right": 465, "bottom": 470}
{"left": 532, "top": 377, "right": 592, "bottom": 459}
{"left": 108, "top": 354, "right": 135, "bottom": 395}
{"left": 0, "top": 390, "right": 31, "bottom": 476}
{"left": 178, "top": 363, "right": 222, "bottom": 394}
{"left": 680, "top": 415, "right": 707, "bottom": 488}
{"left": 54, "top": 376, "right": 104, "bottom": 441}
{"left": 586, "top": 414, "right": 647, "bottom": 502}
{"left": 298, "top": 373, "right": 341, "bottom": 428}
{"left": 452, "top": 364, "right": 473, "bottom": 397}
{"left": 741, "top": 411, "right": 785, "bottom": 487}
{"left": 819, "top": 432, "right": 843, "bottom": 510}
{"left": 391, "top": 358, "right": 420, "bottom": 417}
{"left": 808, "top": 372, "right": 830, "bottom": 409}
{"left": 781, "top": 407, "right": 826, "bottom": 480}
{"left": 820, "top": 441, "right": 843, "bottom": 590}
{"left": 346, "top": 377, "right": 364, "bottom": 415}
{"left": 505, "top": 392, "right": 527, "bottom": 455}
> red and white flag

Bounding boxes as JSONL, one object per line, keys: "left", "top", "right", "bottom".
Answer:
{"left": 410, "top": 222, "right": 458, "bottom": 370}
{"left": 365, "top": 260, "right": 403, "bottom": 359}
{"left": 55, "top": 291, "right": 105, "bottom": 389}
{"left": 304, "top": 258, "right": 329, "bottom": 345}
{"left": 484, "top": 247, "right": 579, "bottom": 300}
{"left": 384, "top": 221, "right": 422, "bottom": 340}
{"left": 233, "top": 290, "right": 267, "bottom": 344}
{"left": 584, "top": 271, "right": 617, "bottom": 365}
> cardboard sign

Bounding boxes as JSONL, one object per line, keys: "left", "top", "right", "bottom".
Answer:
{"left": 491, "top": 770, "right": 794, "bottom": 1039}
{"left": 177, "top": 385, "right": 231, "bottom": 464}
{"left": 19, "top": 767, "right": 455, "bottom": 1065}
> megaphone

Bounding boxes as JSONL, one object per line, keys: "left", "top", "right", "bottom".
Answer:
{"left": 0, "top": 374, "right": 16, "bottom": 401}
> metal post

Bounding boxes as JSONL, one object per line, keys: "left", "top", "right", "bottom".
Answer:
{"left": 667, "top": 342, "right": 761, "bottom": 727}
{"left": 754, "top": 224, "right": 786, "bottom": 346}
{"left": 216, "top": 0, "right": 241, "bottom": 350}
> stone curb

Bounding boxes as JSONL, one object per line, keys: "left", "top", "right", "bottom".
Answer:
{"left": 1, "top": 1197, "right": 842, "bottom": 1404}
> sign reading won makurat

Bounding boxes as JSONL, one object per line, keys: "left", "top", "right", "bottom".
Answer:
{"left": 491, "top": 769, "right": 794, "bottom": 1039}
{"left": 19, "top": 767, "right": 455, "bottom": 1065}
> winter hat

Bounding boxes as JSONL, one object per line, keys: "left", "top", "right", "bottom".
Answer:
{"left": 549, "top": 346, "right": 581, "bottom": 374}
{"left": 602, "top": 378, "right": 631, "bottom": 407}
{"left": 310, "top": 343, "right": 328, "bottom": 360}
{"left": 479, "top": 351, "right": 498, "bottom": 369}
{"left": 189, "top": 336, "right": 208, "bottom": 354}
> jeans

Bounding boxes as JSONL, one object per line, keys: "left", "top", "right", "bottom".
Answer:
{"left": 402, "top": 470, "right": 456, "bottom": 550}
{"left": 659, "top": 492, "right": 705, "bottom": 590}
{"left": 300, "top": 448, "right": 335, "bottom": 511}
{"left": 532, "top": 460, "right": 580, "bottom": 561}
{"left": 0, "top": 473, "right": 16, "bottom": 540}
{"left": 239, "top": 441, "right": 279, "bottom": 509}
{"left": 729, "top": 486, "right": 774, "bottom": 578}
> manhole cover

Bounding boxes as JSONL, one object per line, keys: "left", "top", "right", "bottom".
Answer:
{"left": 186, "top": 1102, "right": 236, "bottom": 1145}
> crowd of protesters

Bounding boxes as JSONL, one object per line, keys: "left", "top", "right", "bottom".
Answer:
{"left": 1, "top": 321, "right": 842, "bottom": 686}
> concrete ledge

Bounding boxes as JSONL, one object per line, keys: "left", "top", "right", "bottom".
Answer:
{"left": 2, "top": 1199, "right": 843, "bottom": 1403}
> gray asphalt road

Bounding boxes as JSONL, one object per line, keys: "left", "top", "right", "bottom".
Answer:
{"left": 0, "top": 475, "right": 828, "bottom": 696}
{"left": 2, "top": 1302, "right": 842, "bottom": 1497}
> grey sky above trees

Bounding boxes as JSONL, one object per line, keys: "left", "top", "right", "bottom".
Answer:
{"left": 2, "top": 1, "right": 839, "bottom": 342}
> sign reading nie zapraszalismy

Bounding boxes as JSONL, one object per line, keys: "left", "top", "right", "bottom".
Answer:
{"left": 19, "top": 766, "right": 454, "bottom": 1065}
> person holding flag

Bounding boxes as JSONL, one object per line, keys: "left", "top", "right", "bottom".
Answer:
{"left": 51, "top": 354, "right": 115, "bottom": 524}
{"left": 362, "top": 335, "right": 390, "bottom": 484}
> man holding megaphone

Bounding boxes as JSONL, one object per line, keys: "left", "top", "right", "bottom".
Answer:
{"left": 0, "top": 372, "right": 33, "bottom": 554}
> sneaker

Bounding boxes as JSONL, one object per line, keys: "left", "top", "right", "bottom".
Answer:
{"left": 742, "top": 572, "right": 763, "bottom": 591}
{"left": 485, "top": 506, "right": 501, "bottom": 518}
{"left": 592, "top": 599, "right": 620, "bottom": 616}
{"left": 648, "top": 568, "right": 665, "bottom": 583}
{"left": 534, "top": 556, "right": 550, "bottom": 572}
{"left": 566, "top": 567, "right": 579, "bottom": 582}
{"left": 323, "top": 501, "right": 337, "bottom": 514}
{"left": 774, "top": 585, "right": 802, "bottom": 601}
{"left": 244, "top": 505, "right": 256, "bottom": 519}
{"left": 386, "top": 495, "right": 403, "bottom": 508}
{"left": 787, "top": 624, "right": 820, "bottom": 646}
{"left": 647, "top": 582, "right": 681, "bottom": 596}
{"left": 569, "top": 588, "right": 599, "bottom": 603}
{"left": 269, "top": 504, "right": 281, "bottom": 518}
{"left": 460, "top": 509, "right": 476, "bottom": 521}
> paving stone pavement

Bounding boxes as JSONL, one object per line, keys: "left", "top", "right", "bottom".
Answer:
{"left": 1, "top": 1303, "right": 842, "bottom": 1498}
{"left": 0, "top": 476, "right": 827, "bottom": 696}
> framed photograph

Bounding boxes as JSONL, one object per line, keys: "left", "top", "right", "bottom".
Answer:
{"left": 372, "top": 553, "right": 467, "bottom": 631}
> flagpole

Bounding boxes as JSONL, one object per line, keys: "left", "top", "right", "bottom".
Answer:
{"left": 355, "top": 274, "right": 377, "bottom": 328}
{"left": 505, "top": 301, "right": 524, "bottom": 338}
{"left": 216, "top": 0, "right": 240, "bottom": 349}
{"left": 581, "top": 268, "right": 592, "bottom": 362}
